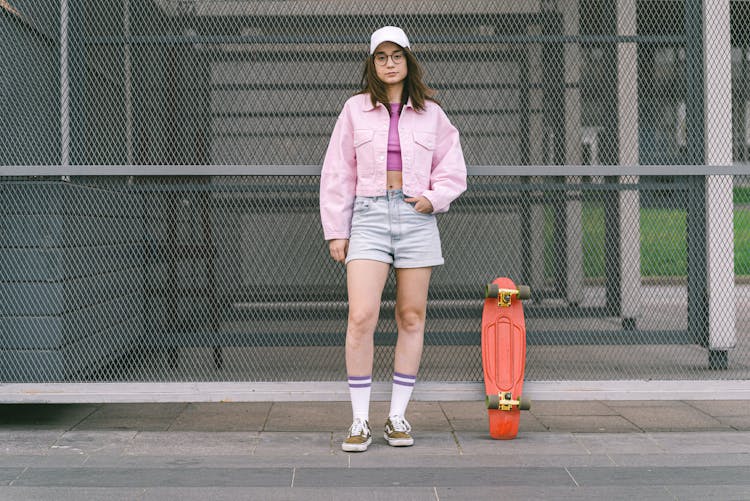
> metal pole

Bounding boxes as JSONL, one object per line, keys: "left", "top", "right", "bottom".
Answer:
{"left": 703, "top": 0, "right": 736, "bottom": 369}
{"left": 124, "top": 0, "right": 133, "bottom": 166}
{"left": 617, "top": 0, "right": 641, "bottom": 329}
{"left": 562, "top": 0, "right": 584, "bottom": 306}
{"left": 59, "top": 0, "right": 70, "bottom": 170}
{"left": 684, "top": 0, "right": 708, "bottom": 354}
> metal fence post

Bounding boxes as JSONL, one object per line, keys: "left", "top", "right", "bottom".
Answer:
{"left": 703, "top": 0, "right": 736, "bottom": 369}
{"left": 59, "top": 0, "right": 70, "bottom": 170}
{"left": 684, "top": 0, "right": 709, "bottom": 358}
{"left": 617, "top": 0, "right": 641, "bottom": 330}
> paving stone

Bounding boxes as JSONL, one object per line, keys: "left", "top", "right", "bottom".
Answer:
{"left": 716, "top": 415, "right": 750, "bottom": 431}
{"left": 264, "top": 402, "right": 353, "bottom": 432}
{"left": 393, "top": 401, "right": 451, "bottom": 432}
{"left": 52, "top": 431, "right": 137, "bottom": 457}
{"left": 684, "top": 400, "right": 749, "bottom": 417}
{"left": 531, "top": 401, "right": 619, "bottom": 417}
{"left": 0, "top": 431, "right": 63, "bottom": 455}
{"left": 0, "top": 468, "right": 24, "bottom": 486}
{"left": 85, "top": 454, "right": 347, "bottom": 469}
{"left": 573, "top": 432, "right": 664, "bottom": 455}
{"left": 610, "top": 453, "right": 750, "bottom": 467}
{"left": 437, "top": 485, "right": 675, "bottom": 501}
{"left": 350, "top": 453, "right": 616, "bottom": 469}
{"left": 12, "top": 467, "right": 293, "bottom": 487}
{"left": 665, "top": 484, "right": 750, "bottom": 499}
{"left": 607, "top": 401, "right": 730, "bottom": 431}
{"left": 518, "top": 412, "right": 549, "bottom": 432}
{"left": 170, "top": 402, "right": 271, "bottom": 432}
{"left": 648, "top": 431, "right": 750, "bottom": 454}
{"left": 74, "top": 404, "right": 187, "bottom": 431}
{"left": 0, "top": 487, "right": 147, "bottom": 500}
{"left": 540, "top": 415, "right": 642, "bottom": 433}
{"left": 0, "top": 455, "right": 90, "bottom": 468}
{"left": 293, "top": 466, "right": 574, "bottom": 487}
{"left": 253, "top": 432, "right": 334, "bottom": 457}
{"left": 439, "top": 400, "right": 485, "bottom": 418}
{"left": 142, "top": 486, "right": 438, "bottom": 501}
{"left": 454, "top": 431, "right": 588, "bottom": 456}
{"left": 2, "top": 400, "right": 750, "bottom": 497}
{"left": 125, "top": 431, "right": 259, "bottom": 456}
{"left": 569, "top": 466, "right": 750, "bottom": 486}
{"left": 604, "top": 400, "right": 683, "bottom": 408}
{"left": 439, "top": 401, "right": 486, "bottom": 432}
{"left": 0, "top": 456, "right": 36, "bottom": 468}
{"left": 444, "top": 417, "right": 486, "bottom": 432}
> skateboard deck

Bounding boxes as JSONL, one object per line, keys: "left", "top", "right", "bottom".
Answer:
{"left": 481, "top": 277, "right": 530, "bottom": 440}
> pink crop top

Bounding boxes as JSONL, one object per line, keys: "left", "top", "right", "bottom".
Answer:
{"left": 386, "top": 102, "right": 402, "bottom": 172}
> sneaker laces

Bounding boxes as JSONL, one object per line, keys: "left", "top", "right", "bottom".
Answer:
{"left": 389, "top": 415, "right": 411, "bottom": 433}
{"left": 349, "top": 418, "right": 369, "bottom": 437}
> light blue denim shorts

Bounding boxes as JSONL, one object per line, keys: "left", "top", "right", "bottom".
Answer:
{"left": 346, "top": 190, "right": 444, "bottom": 268}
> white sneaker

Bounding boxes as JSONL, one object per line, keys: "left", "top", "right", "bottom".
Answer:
{"left": 384, "top": 415, "right": 414, "bottom": 447}
{"left": 342, "top": 418, "right": 372, "bottom": 452}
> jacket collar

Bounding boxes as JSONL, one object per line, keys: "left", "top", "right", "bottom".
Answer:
{"left": 361, "top": 93, "right": 414, "bottom": 112}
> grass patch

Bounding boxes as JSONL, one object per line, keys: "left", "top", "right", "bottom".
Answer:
{"left": 639, "top": 209, "right": 686, "bottom": 277}
{"left": 735, "top": 207, "right": 750, "bottom": 275}
{"left": 544, "top": 204, "right": 750, "bottom": 278}
{"left": 735, "top": 186, "right": 750, "bottom": 205}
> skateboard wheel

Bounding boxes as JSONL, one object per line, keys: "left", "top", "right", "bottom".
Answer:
{"left": 486, "top": 394, "right": 500, "bottom": 409}
{"left": 520, "top": 398, "right": 531, "bottom": 411}
{"left": 518, "top": 285, "right": 531, "bottom": 300}
{"left": 485, "top": 284, "right": 499, "bottom": 298}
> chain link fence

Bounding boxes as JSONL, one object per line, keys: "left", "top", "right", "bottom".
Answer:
{"left": 2, "top": 1, "right": 749, "bottom": 386}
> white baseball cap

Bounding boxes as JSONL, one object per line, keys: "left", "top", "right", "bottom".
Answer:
{"left": 369, "top": 26, "right": 410, "bottom": 54}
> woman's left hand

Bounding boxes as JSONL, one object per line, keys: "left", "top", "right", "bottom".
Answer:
{"left": 404, "top": 196, "right": 434, "bottom": 214}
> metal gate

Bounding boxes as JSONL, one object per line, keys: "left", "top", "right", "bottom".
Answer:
{"left": 2, "top": 1, "right": 750, "bottom": 400}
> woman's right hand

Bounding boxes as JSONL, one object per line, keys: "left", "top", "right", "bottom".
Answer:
{"left": 328, "top": 239, "right": 349, "bottom": 263}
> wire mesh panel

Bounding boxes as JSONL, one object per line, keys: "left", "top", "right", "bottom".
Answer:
{"left": 1, "top": 173, "right": 748, "bottom": 382}
{"left": 2, "top": 1, "right": 749, "bottom": 386}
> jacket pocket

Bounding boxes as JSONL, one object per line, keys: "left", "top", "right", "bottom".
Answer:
{"left": 353, "top": 129, "right": 375, "bottom": 173}
{"left": 412, "top": 131, "right": 436, "bottom": 179}
{"left": 354, "top": 129, "right": 375, "bottom": 148}
{"left": 413, "top": 131, "right": 436, "bottom": 150}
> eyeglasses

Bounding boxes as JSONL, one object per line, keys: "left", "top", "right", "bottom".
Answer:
{"left": 373, "top": 52, "right": 405, "bottom": 66}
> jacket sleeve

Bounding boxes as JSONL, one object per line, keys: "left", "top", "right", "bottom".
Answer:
{"left": 421, "top": 108, "right": 467, "bottom": 214}
{"left": 320, "top": 103, "right": 357, "bottom": 240}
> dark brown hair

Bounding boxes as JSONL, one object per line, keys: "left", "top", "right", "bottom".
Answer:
{"left": 357, "top": 47, "right": 438, "bottom": 111}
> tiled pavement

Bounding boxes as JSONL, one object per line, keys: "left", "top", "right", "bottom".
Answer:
{"left": 1, "top": 400, "right": 749, "bottom": 499}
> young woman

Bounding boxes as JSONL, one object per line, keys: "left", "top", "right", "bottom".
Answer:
{"left": 320, "top": 26, "right": 467, "bottom": 452}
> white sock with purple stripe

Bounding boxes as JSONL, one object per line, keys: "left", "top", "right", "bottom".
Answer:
{"left": 348, "top": 375, "right": 372, "bottom": 421}
{"left": 389, "top": 372, "right": 416, "bottom": 418}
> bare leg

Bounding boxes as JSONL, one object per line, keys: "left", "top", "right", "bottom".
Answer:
{"left": 345, "top": 260, "right": 391, "bottom": 377}
{"left": 393, "top": 267, "right": 432, "bottom": 375}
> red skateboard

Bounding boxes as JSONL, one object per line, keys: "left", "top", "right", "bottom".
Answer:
{"left": 481, "top": 277, "right": 531, "bottom": 440}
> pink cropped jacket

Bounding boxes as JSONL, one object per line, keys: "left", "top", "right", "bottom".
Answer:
{"left": 320, "top": 93, "right": 467, "bottom": 241}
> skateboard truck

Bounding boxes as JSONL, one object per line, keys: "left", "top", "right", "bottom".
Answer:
{"left": 486, "top": 283, "right": 530, "bottom": 308}
{"left": 486, "top": 392, "right": 531, "bottom": 412}
{"left": 496, "top": 289, "right": 519, "bottom": 308}
{"left": 486, "top": 392, "right": 520, "bottom": 411}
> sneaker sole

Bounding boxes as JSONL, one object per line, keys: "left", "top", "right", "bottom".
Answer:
{"left": 341, "top": 437, "right": 372, "bottom": 452}
{"left": 384, "top": 434, "right": 414, "bottom": 447}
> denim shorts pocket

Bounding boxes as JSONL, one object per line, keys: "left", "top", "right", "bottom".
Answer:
{"left": 404, "top": 200, "right": 433, "bottom": 219}
{"left": 353, "top": 198, "right": 372, "bottom": 213}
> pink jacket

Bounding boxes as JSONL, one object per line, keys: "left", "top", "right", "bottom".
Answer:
{"left": 320, "top": 93, "right": 467, "bottom": 240}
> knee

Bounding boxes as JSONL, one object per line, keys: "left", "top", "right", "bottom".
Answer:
{"left": 396, "top": 308, "right": 425, "bottom": 335}
{"left": 347, "top": 308, "right": 378, "bottom": 338}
